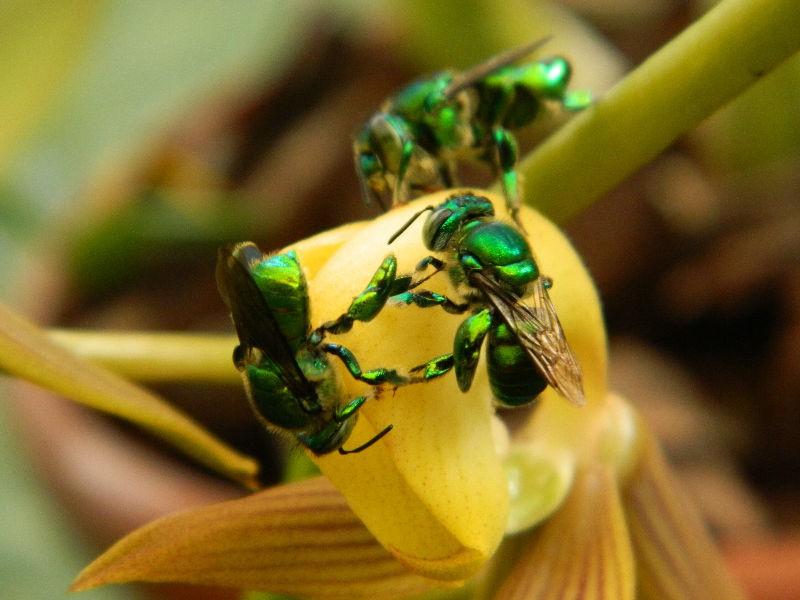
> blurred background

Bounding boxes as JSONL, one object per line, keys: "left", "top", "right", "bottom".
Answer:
{"left": 1, "top": 1, "right": 799, "bottom": 598}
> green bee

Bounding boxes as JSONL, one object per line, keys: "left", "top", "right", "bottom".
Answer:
{"left": 353, "top": 39, "right": 591, "bottom": 224}
{"left": 386, "top": 193, "right": 585, "bottom": 408}
{"left": 216, "top": 242, "right": 453, "bottom": 455}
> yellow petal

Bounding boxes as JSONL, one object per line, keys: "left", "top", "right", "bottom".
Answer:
{"left": 623, "top": 414, "right": 747, "bottom": 600}
{"left": 498, "top": 190, "right": 610, "bottom": 534}
{"left": 291, "top": 220, "right": 370, "bottom": 277}
{"left": 305, "top": 194, "right": 502, "bottom": 581}
{"left": 73, "top": 477, "right": 436, "bottom": 600}
{"left": 303, "top": 190, "right": 605, "bottom": 581}
{"left": 489, "top": 465, "right": 635, "bottom": 600}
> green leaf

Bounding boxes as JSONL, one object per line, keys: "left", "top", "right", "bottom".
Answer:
{"left": 5, "top": 2, "right": 319, "bottom": 209}
{"left": 0, "top": 1, "right": 101, "bottom": 172}
{"left": 0, "top": 301, "right": 258, "bottom": 487}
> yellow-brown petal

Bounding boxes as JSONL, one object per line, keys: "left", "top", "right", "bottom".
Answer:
{"left": 72, "top": 476, "right": 436, "bottom": 600}
{"left": 489, "top": 465, "right": 635, "bottom": 600}
{"left": 623, "top": 416, "right": 747, "bottom": 600}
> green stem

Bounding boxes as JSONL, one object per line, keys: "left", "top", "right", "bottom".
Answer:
{"left": 48, "top": 329, "right": 239, "bottom": 383}
{"left": 520, "top": 0, "right": 800, "bottom": 223}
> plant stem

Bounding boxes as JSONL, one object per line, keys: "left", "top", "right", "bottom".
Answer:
{"left": 48, "top": 329, "right": 239, "bottom": 383}
{"left": 520, "top": 0, "right": 800, "bottom": 224}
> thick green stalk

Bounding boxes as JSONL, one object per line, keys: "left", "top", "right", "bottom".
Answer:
{"left": 520, "top": 0, "right": 800, "bottom": 223}
{"left": 48, "top": 330, "right": 238, "bottom": 383}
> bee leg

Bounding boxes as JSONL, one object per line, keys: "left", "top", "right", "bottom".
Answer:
{"left": 407, "top": 255, "right": 446, "bottom": 289}
{"left": 355, "top": 152, "right": 388, "bottom": 211}
{"left": 517, "top": 57, "right": 591, "bottom": 110}
{"left": 562, "top": 88, "right": 593, "bottom": 111}
{"left": 322, "top": 342, "right": 408, "bottom": 387}
{"left": 454, "top": 308, "right": 492, "bottom": 392}
{"left": 335, "top": 394, "right": 367, "bottom": 421}
{"left": 339, "top": 253, "right": 398, "bottom": 324}
{"left": 392, "top": 139, "right": 414, "bottom": 208}
{"left": 323, "top": 340, "right": 454, "bottom": 389}
{"left": 390, "top": 289, "right": 469, "bottom": 314}
{"left": 314, "top": 254, "right": 399, "bottom": 339}
{"left": 374, "top": 113, "right": 415, "bottom": 208}
{"left": 409, "top": 353, "right": 455, "bottom": 382}
{"left": 354, "top": 118, "right": 390, "bottom": 211}
{"left": 491, "top": 127, "right": 523, "bottom": 227}
{"left": 521, "top": 57, "right": 591, "bottom": 110}
{"left": 332, "top": 396, "right": 393, "bottom": 455}
{"left": 385, "top": 255, "right": 447, "bottom": 294}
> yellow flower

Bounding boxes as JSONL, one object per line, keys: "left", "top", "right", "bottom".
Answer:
{"left": 72, "top": 191, "right": 745, "bottom": 599}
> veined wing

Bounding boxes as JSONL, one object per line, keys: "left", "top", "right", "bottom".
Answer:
{"left": 444, "top": 37, "right": 552, "bottom": 98}
{"left": 471, "top": 270, "right": 585, "bottom": 406}
{"left": 216, "top": 243, "right": 317, "bottom": 401}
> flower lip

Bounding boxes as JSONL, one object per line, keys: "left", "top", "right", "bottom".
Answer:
{"left": 296, "top": 189, "right": 607, "bottom": 580}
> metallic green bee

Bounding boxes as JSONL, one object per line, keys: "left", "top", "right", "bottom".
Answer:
{"left": 386, "top": 193, "right": 585, "bottom": 407}
{"left": 353, "top": 39, "right": 591, "bottom": 224}
{"left": 216, "top": 242, "right": 453, "bottom": 455}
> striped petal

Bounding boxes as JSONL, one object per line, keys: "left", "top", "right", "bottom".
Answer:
{"left": 488, "top": 464, "right": 634, "bottom": 600}
{"left": 72, "top": 476, "right": 436, "bottom": 600}
{"left": 623, "top": 419, "right": 747, "bottom": 600}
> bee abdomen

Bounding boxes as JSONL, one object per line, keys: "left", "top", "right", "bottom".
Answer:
{"left": 487, "top": 322, "right": 546, "bottom": 407}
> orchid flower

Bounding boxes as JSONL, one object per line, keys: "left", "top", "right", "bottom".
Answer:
{"left": 70, "top": 192, "right": 745, "bottom": 600}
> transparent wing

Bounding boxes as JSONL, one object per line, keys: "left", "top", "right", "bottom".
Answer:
{"left": 471, "top": 270, "right": 585, "bottom": 406}
{"left": 443, "top": 37, "right": 552, "bottom": 98}
{"left": 216, "top": 243, "right": 317, "bottom": 401}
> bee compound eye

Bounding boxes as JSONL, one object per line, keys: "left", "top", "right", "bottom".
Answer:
{"left": 424, "top": 208, "right": 456, "bottom": 250}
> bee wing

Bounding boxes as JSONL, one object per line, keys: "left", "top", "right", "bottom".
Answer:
{"left": 471, "top": 271, "right": 585, "bottom": 406}
{"left": 444, "top": 37, "right": 552, "bottom": 98}
{"left": 216, "top": 243, "right": 317, "bottom": 401}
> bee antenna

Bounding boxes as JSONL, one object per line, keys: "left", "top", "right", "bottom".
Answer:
{"left": 338, "top": 424, "right": 393, "bottom": 455}
{"left": 388, "top": 206, "right": 434, "bottom": 245}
